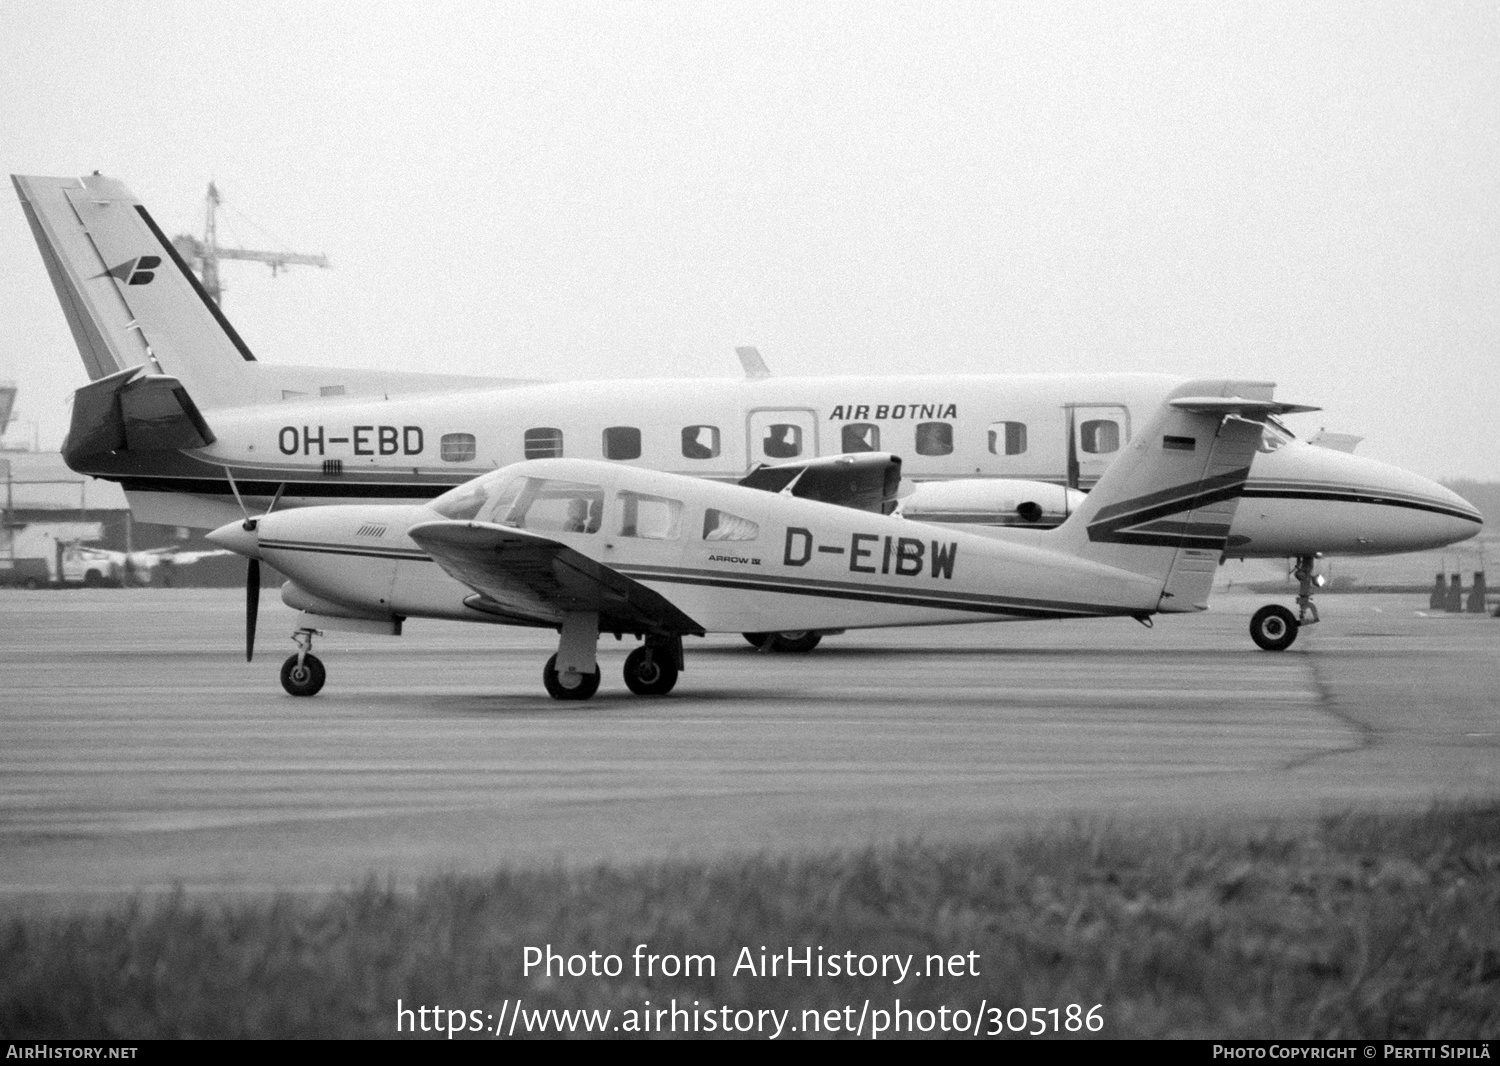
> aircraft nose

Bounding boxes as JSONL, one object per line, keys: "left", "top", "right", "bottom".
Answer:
{"left": 1327, "top": 450, "right": 1482, "bottom": 552}
{"left": 207, "top": 519, "right": 262, "bottom": 560}
{"left": 1241, "top": 442, "right": 1483, "bottom": 556}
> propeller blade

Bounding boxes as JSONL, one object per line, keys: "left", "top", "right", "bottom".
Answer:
{"left": 246, "top": 557, "right": 260, "bottom": 662}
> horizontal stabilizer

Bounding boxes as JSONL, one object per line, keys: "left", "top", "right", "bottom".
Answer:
{"left": 407, "top": 520, "right": 706, "bottom": 637}
{"left": 1169, "top": 396, "right": 1320, "bottom": 417}
{"left": 739, "top": 452, "right": 903, "bottom": 514}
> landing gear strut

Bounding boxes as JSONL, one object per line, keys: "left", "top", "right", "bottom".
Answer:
{"left": 281, "top": 628, "right": 326, "bottom": 696}
{"left": 1249, "top": 554, "right": 1322, "bottom": 652}
{"left": 544, "top": 611, "right": 602, "bottom": 700}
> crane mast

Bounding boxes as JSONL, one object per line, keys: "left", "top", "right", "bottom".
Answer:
{"left": 171, "top": 182, "right": 329, "bottom": 305}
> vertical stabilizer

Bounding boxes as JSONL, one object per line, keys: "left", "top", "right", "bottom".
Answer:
{"left": 1051, "top": 379, "right": 1311, "bottom": 612}
{"left": 12, "top": 174, "right": 258, "bottom": 409}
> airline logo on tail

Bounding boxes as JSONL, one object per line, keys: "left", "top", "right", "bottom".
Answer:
{"left": 97, "top": 256, "right": 161, "bottom": 286}
{"left": 1085, "top": 467, "right": 1251, "bottom": 549}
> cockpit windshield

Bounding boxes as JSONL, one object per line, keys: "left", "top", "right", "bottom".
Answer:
{"left": 430, "top": 470, "right": 512, "bottom": 521}
{"left": 1258, "top": 415, "right": 1297, "bottom": 454}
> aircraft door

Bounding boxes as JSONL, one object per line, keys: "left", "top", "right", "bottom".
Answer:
{"left": 1064, "top": 404, "right": 1130, "bottom": 488}
{"left": 746, "top": 409, "right": 819, "bottom": 468}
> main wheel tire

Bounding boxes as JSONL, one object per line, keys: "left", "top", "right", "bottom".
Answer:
{"left": 543, "top": 653, "right": 601, "bottom": 701}
{"left": 742, "top": 631, "right": 823, "bottom": 653}
{"left": 770, "top": 631, "right": 822, "bottom": 654}
{"left": 623, "top": 646, "right": 679, "bottom": 696}
{"left": 280, "top": 653, "right": 327, "bottom": 696}
{"left": 1249, "top": 604, "right": 1299, "bottom": 652}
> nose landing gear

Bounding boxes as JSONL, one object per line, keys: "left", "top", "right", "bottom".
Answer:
{"left": 1250, "top": 554, "right": 1322, "bottom": 652}
{"left": 280, "top": 628, "right": 326, "bottom": 696}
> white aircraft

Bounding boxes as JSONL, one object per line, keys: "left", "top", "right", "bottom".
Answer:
{"left": 13, "top": 173, "right": 1482, "bottom": 652}
{"left": 208, "top": 380, "right": 1289, "bottom": 698}
{"left": 60, "top": 541, "right": 231, "bottom": 586}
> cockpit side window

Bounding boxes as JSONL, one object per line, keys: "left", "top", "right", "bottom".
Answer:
{"left": 703, "top": 508, "right": 759, "bottom": 541}
{"left": 617, "top": 490, "right": 683, "bottom": 540}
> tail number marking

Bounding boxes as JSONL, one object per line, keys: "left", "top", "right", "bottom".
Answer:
{"left": 783, "top": 527, "right": 956, "bottom": 579}
{"left": 279, "top": 425, "right": 425, "bottom": 457}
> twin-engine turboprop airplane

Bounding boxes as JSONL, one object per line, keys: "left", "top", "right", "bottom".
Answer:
{"left": 209, "top": 380, "right": 1290, "bottom": 699}
{"left": 14, "top": 172, "right": 1484, "bottom": 653}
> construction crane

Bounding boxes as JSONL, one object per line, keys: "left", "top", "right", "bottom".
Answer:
{"left": 171, "top": 182, "right": 330, "bottom": 305}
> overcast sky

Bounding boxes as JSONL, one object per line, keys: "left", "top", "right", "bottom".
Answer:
{"left": 1, "top": 0, "right": 1495, "bottom": 479}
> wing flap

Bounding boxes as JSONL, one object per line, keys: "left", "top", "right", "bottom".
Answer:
{"left": 407, "top": 520, "right": 705, "bottom": 636}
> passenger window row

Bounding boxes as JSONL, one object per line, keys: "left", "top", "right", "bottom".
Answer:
{"left": 437, "top": 419, "right": 1123, "bottom": 463}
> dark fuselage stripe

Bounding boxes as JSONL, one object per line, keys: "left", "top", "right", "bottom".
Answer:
{"left": 115, "top": 473, "right": 1479, "bottom": 524}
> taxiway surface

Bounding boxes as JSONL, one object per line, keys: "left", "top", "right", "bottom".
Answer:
{"left": 1, "top": 589, "right": 1496, "bottom": 908}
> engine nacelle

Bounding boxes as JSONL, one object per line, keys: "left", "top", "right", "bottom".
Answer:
{"left": 895, "top": 479, "right": 1087, "bottom": 529}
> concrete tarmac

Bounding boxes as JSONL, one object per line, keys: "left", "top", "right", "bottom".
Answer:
{"left": 1, "top": 589, "right": 1496, "bottom": 909}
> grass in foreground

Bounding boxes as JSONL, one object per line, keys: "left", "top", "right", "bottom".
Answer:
{"left": 3, "top": 803, "right": 1498, "bottom": 1039}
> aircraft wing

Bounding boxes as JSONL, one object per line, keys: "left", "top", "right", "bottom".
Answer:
{"left": 406, "top": 520, "right": 706, "bottom": 637}
{"left": 738, "top": 452, "right": 903, "bottom": 514}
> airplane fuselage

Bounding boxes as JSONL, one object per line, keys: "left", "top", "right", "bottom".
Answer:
{"left": 83, "top": 371, "right": 1482, "bottom": 559}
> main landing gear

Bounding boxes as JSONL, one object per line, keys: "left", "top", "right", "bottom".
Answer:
{"left": 742, "top": 630, "right": 823, "bottom": 653}
{"left": 542, "top": 611, "right": 683, "bottom": 701}
{"left": 1250, "top": 554, "right": 1322, "bottom": 652}
{"left": 281, "top": 628, "right": 326, "bottom": 696}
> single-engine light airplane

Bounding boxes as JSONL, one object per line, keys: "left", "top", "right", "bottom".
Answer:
{"left": 210, "top": 379, "right": 1292, "bottom": 699}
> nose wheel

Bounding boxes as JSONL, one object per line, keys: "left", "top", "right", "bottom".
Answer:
{"left": 1250, "top": 555, "right": 1321, "bottom": 652}
{"left": 280, "top": 631, "right": 327, "bottom": 696}
{"left": 1249, "top": 604, "right": 1298, "bottom": 652}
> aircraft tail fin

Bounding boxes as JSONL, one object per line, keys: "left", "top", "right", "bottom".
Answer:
{"left": 12, "top": 173, "right": 258, "bottom": 410}
{"left": 1052, "top": 380, "right": 1318, "bottom": 613}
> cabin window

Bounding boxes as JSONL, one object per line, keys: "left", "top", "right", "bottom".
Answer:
{"left": 603, "top": 426, "right": 642, "bottom": 461}
{"left": 440, "top": 432, "right": 477, "bottom": 463}
{"left": 523, "top": 427, "right": 563, "bottom": 458}
{"left": 503, "top": 477, "right": 602, "bottom": 534}
{"left": 915, "top": 421, "right": 953, "bottom": 456}
{"left": 762, "top": 423, "right": 802, "bottom": 459}
{"left": 617, "top": 490, "right": 683, "bottom": 540}
{"left": 987, "top": 421, "right": 1027, "bottom": 456}
{"left": 841, "top": 423, "right": 880, "bottom": 452}
{"left": 681, "top": 425, "right": 720, "bottom": 459}
{"left": 1080, "top": 419, "right": 1120, "bottom": 454}
{"left": 703, "top": 508, "right": 759, "bottom": 541}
